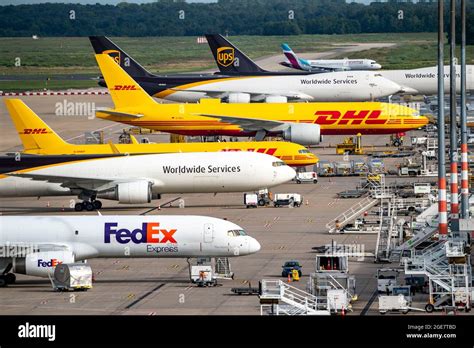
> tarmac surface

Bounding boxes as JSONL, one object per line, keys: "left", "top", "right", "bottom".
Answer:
{"left": 0, "top": 93, "right": 440, "bottom": 315}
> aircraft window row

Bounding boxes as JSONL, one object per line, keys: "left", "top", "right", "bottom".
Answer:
{"left": 227, "top": 230, "right": 247, "bottom": 237}
{"left": 298, "top": 149, "right": 311, "bottom": 154}
{"left": 272, "top": 161, "right": 286, "bottom": 167}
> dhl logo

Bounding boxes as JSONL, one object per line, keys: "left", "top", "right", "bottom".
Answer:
{"left": 314, "top": 110, "right": 386, "bottom": 125}
{"left": 103, "top": 49, "right": 121, "bottom": 65}
{"left": 217, "top": 47, "right": 235, "bottom": 67}
{"left": 221, "top": 148, "right": 277, "bottom": 156}
{"left": 21, "top": 128, "right": 49, "bottom": 134}
{"left": 113, "top": 85, "right": 140, "bottom": 91}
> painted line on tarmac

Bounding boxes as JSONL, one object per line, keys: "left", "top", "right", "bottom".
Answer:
{"left": 125, "top": 283, "right": 165, "bottom": 309}
{"left": 361, "top": 289, "right": 378, "bottom": 315}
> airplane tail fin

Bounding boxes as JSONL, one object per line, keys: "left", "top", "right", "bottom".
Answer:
{"left": 89, "top": 36, "right": 155, "bottom": 78}
{"left": 281, "top": 43, "right": 304, "bottom": 70}
{"left": 4, "top": 99, "right": 68, "bottom": 151}
{"left": 95, "top": 53, "right": 156, "bottom": 110}
{"left": 205, "top": 34, "right": 266, "bottom": 74}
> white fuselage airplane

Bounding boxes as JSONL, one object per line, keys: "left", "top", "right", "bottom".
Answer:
{"left": 0, "top": 151, "right": 295, "bottom": 211}
{"left": 379, "top": 65, "right": 474, "bottom": 95}
{"left": 0, "top": 215, "right": 260, "bottom": 284}
{"left": 281, "top": 43, "right": 382, "bottom": 72}
{"left": 163, "top": 70, "right": 403, "bottom": 103}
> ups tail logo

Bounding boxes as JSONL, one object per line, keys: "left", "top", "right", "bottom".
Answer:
{"left": 217, "top": 47, "right": 234, "bottom": 67}
{"left": 103, "top": 49, "right": 121, "bottom": 65}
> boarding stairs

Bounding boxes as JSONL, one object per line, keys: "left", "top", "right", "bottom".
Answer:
{"left": 326, "top": 196, "right": 378, "bottom": 233}
{"left": 259, "top": 280, "right": 330, "bottom": 315}
{"left": 404, "top": 240, "right": 472, "bottom": 310}
{"left": 214, "top": 257, "right": 234, "bottom": 279}
{"left": 307, "top": 273, "right": 355, "bottom": 311}
{"left": 375, "top": 200, "right": 399, "bottom": 262}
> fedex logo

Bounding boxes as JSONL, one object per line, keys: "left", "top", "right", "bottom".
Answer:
{"left": 314, "top": 110, "right": 386, "bottom": 126}
{"left": 221, "top": 148, "right": 277, "bottom": 156}
{"left": 37, "top": 259, "right": 61, "bottom": 267}
{"left": 21, "top": 128, "right": 48, "bottom": 134}
{"left": 113, "top": 85, "right": 140, "bottom": 91}
{"left": 104, "top": 222, "right": 177, "bottom": 244}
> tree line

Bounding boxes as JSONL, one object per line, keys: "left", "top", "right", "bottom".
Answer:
{"left": 0, "top": 0, "right": 471, "bottom": 44}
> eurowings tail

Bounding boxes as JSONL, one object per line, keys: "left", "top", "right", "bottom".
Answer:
{"left": 281, "top": 43, "right": 307, "bottom": 71}
{"left": 205, "top": 34, "right": 266, "bottom": 74}
{"left": 5, "top": 99, "right": 68, "bottom": 151}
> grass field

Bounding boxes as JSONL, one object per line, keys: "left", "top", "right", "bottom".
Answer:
{"left": 0, "top": 33, "right": 472, "bottom": 91}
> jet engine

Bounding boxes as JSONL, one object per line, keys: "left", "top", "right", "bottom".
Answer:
{"left": 98, "top": 181, "right": 152, "bottom": 204}
{"left": 13, "top": 250, "right": 75, "bottom": 277}
{"left": 283, "top": 123, "right": 322, "bottom": 145}
{"left": 227, "top": 93, "right": 251, "bottom": 103}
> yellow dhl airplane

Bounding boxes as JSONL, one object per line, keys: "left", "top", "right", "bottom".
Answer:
{"left": 4, "top": 99, "right": 317, "bottom": 167}
{"left": 94, "top": 54, "right": 429, "bottom": 146}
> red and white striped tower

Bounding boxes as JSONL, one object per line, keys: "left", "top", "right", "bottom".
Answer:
{"left": 437, "top": 0, "right": 448, "bottom": 237}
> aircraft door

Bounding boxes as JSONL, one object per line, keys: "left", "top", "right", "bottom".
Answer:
{"left": 203, "top": 223, "right": 214, "bottom": 243}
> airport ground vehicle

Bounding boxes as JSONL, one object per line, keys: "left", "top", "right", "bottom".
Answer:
{"left": 295, "top": 171, "right": 318, "bottom": 184}
{"left": 377, "top": 269, "right": 400, "bottom": 293}
{"left": 51, "top": 263, "right": 92, "bottom": 292}
{"left": 336, "top": 134, "right": 363, "bottom": 155}
{"left": 273, "top": 193, "right": 302, "bottom": 207}
{"left": 316, "top": 161, "right": 336, "bottom": 176}
{"left": 244, "top": 193, "right": 258, "bottom": 208}
{"left": 378, "top": 286, "right": 412, "bottom": 314}
{"left": 282, "top": 261, "right": 302, "bottom": 278}
{"left": 0, "top": 215, "right": 260, "bottom": 286}
{"left": 190, "top": 265, "right": 217, "bottom": 287}
{"left": 368, "top": 158, "right": 386, "bottom": 174}
{"left": 335, "top": 162, "right": 353, "bottom": 176}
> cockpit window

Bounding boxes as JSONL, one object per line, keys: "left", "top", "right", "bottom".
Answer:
{"left": 298, "top": 149, "right": 311, "bottom": 154}
{"left": 272, "top": 161, "right": 286, "bottom": 167}
{"left": 227, "top": 229, "right": 247, "bottom": 237}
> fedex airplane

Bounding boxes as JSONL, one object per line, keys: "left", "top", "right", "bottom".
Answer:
{"left": 0, "top": 215, "right": 261, "bottom": 286}
{"left": 280, "top": 43, "right": 382, "bottom": 72}
{"left": 0, "top": 151, "right": 295, "bottom": 211}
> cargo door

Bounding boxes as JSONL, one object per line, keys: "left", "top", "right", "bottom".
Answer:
{"left": 203, "top": 223, "right": 214, "bottom": 243}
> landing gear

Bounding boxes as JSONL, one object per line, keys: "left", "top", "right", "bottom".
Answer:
{"left": 5, "top": 273, "right": 15, "bottom": 284}
{"left": 74, "top": 200, "right": 103, "bottom": 212}
{"left": 0, "top": 273, "right": 15, "bottom": 287}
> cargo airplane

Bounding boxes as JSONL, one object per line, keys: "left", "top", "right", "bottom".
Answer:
{"left": 280, "top": 43, "right": 382, "bottom": 72}
{"left": 94, "top": 54, "right": 429, "bottom": 145}
{"left": 0, "top": 215, "right": 260, "bottom": 286}
{"left": 0, "top": 150, "right": 295, "bottom": 211}
{"left": 90, "top": 35, "right": 403, "bottom": 103}
{"left": 4, "top": 99, "right": 317, "bottom": 167}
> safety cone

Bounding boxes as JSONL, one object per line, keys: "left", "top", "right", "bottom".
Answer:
{"left": 287, "top": 273, "right": 291, "bottom": 283}
{"left": 305, "top": 199, "right": 309, "bottom": 205}
{"left": 46, "top": 201, "right": 50, "bottom": 208}
{"left": 158, "top": 205, "right": 161, "bottom": 211}
{"left": 341, "top": 306, "right": 346, "bottom": 316}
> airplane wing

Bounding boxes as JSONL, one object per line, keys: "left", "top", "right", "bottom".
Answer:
{"left": 170, "top": 88, "right": 313, "bottom": 102}
{"left": 95, "top": 108, "right": 143, "bottom": 118}
{"left": 195, "top": 114, "right": 289, "bottom": 132}
{"left": 7, "top": 173, "right": 153, "bottom": 192}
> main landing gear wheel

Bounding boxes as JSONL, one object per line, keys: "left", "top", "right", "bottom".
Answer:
{"left": 0, "top": 276, "right": 7, "bottom": 287}
{"left": 74, "top": 200, "right": 102, "bottom": 212}
{"left": 5, "top": 273, "right": 15, "bottom": 284}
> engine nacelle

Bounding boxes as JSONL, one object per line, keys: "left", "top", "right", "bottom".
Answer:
{"left": 97, "top": 180, "right": 152, "bottom": 204}
{"left": 228, "top": 93, "right": 251, "bottom": 103}
{"left": 13, "top": 250, "right": 75, "bottom": 278}
{"left": 283, "top": 123, "right": 322, "bottom": 145}
{"left": 265, "top": 96, "right": 288, "bottom": 103}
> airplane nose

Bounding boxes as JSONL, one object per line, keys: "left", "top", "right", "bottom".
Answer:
{"left": 374, "top": 64, "right": 382, "bottom": 70}
{"left": 280, "top": 166, "right": 296, "bottom": 183}
{"left": 247, "top": 238, "right": 261, "bottom": 254}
